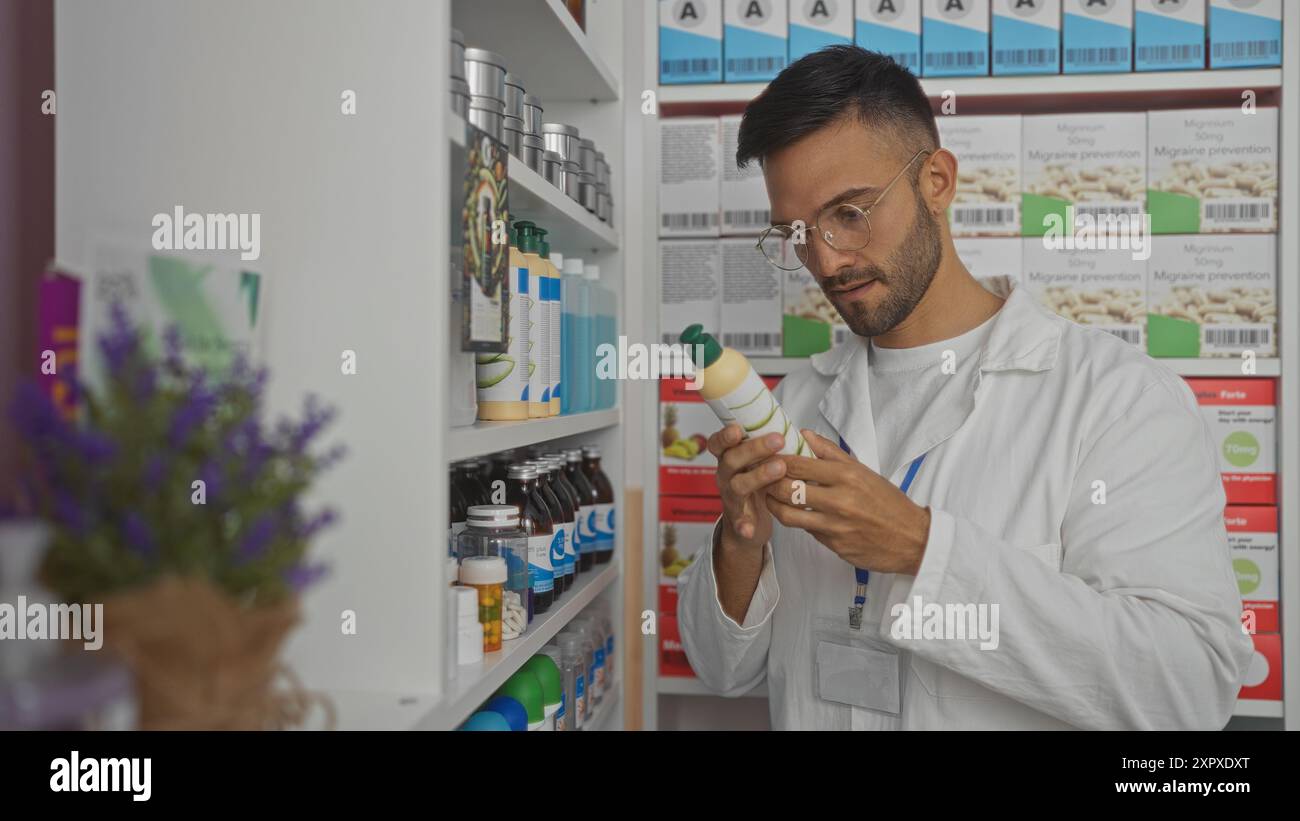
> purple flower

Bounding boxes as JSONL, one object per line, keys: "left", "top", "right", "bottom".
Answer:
{"left": 98, "top": 302, "right": 140, "bottom": 376}
{"left": 283, "top": 561, "right": 330, "bottom": 592}
{"left": 53, "top": 491, "right": 90, "bottom": 535}
{"left": 74, "top": 430, "right": 117, "bottom": 466}
{"left": 290, "top": 394, "right": 336, "bottom": 453}
{"left": 132, "top": 363, "right": 158, "bottom": 404}
{"left": 9, "top": 382, "right": 68, "bottom": 445}
{"left": 198, "top": 459, "right": 224, "bottom": 503}
{"left": 143, "top": 454, "right": 167, "bottom": 492}
{"left": 236, "top": 513, "right": 279, "bottom": 563}
{"left": 168, "top": 376, "right": 217, "bottom": 446}
{"left": 162, "top": 325, "right": 185, "bottom": 372}
{"left": 294, "top": 508, "right": 338, "bottom": 542}
{"left": 122, "top": 512, "right": 157, "bottom": 557}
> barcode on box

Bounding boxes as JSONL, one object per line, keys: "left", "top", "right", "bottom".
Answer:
{"left": 662, "top": 213, "right": 719, "bottom": 230}
{"left": 1138, "top": 44, "right": 1202, "bottom": 63}
{"left": 888, "top": 52, "right": 919, "bottom": 71}
{"left": 994, "top": 48, "right": 1057, "bottom": 67}
{"left": 722, "top": 332, "right": 780, "bottom": 351}
{"left": 1100, "top": 327, "right": 1142, "bottom": 346}
{"left": 953, "top": 206, "right": 1017, "bottom": 227}
{"left": 1066, "top": 46, "right": 1129, "bottom": 65}
{"left": 1204, "top": 325, "right": 1272, "bottom": 351}
{"left": 723, "top": 209, "right": 770, "bottom": 228}
{"left": 1074, "top": 204, "right": 1141, "bottom": 220}
{"left": 1204, "top": 201, "right": 1272, "bottom": 225}
{"left": 662, "top": 58, "right": 721, "bottom": 75}
{"left": 925, "top": 51, "right": 986, "bottom": 69}
{"left": 1212, "top": 41, "right": 1278, "bottom": 60}
{"left": 726, "top": 57, "right": 783, "bottom": 74}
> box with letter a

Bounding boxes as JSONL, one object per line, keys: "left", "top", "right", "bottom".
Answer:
{"left": 790, "top": 0, "right": 854, "bottom": 62}
{"left": 922, "top": 0, "right": 991, "bottom": 77}
{"left": 724, "top": 0, "right": 790, "bottom": 81}
{"left": 660, "top": 0, "right": 724, "bottom": 84}
{"left": 1063, "top": 0, "right": 1133, "bottom": 73}
{"left": 857, "top": 0, "right": 923, "bottom": 73}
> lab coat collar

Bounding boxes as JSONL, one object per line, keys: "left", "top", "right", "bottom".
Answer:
{"left": 810, "top": 284, "right": 1062, "bottom": 378}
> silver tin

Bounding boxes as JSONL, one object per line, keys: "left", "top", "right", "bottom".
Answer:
{"left": 451, "top": 29, "right": 466, "bottom": 80}
{"left": 540, "top": 122, "right": 580, "bottom": 163}
{"left": 504, "top": 114, "right": 525, "bottom": 134}
{"left": 467, "top": 97, "right": 505, "bottom": 142}
{"left": 579, "top": 171, "right": 598, "bottom": 212}
{"left": 450, "top": 77, "right": 470, "bottom": 118}
{"left": 521, "top": 94, "right": 544, "bottom": 136}
{"left": 577, "top": 138, "right": 597, "bottom": 175}
{"left": 522, "top": 134, "right": 545, "bottom": 172}
{"left": 504, "top": 125, "right": 524, "bottom": 158}
{"left": 542, "top": 150, "right": 564, "bottom": 188}
{"left": 463, "top": 47, "right": 507, "bottom": 102}
{"left": 503, "top": 73, "right": 526, "bottom": 120}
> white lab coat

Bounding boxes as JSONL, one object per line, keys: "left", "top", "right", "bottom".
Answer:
{"left": 677, "top": 286, "right": 1253, "bottom": 730}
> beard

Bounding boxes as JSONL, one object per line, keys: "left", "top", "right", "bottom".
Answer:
{"left": 821, "top": 188, "right": 942, "bottom": 338}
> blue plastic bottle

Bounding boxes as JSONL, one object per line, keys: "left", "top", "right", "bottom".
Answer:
{"left": 561, "top": 257, "right": 586, "bottom": 415}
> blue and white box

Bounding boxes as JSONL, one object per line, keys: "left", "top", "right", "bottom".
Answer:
{"left": 789, "top": 0, "right": 854, "bottom": 62}
{"left": 857, "top": 0, "right": 923, "bottom": 72}
{"left": 1062, "top": 0, "right": 1133, "bottom": 73}
{"left": 660, "top": 0, "right": 724, "bottom": 84}
{"left": 724, "top": 0, "right": 789, "bottom": 82}
{"left": 993, "top": 0, "right": 1061, "bottom": 74}
{"left": 923, "top": 0, "right": 991, "bottom": 76}
{"left": 1209, "top": 0, "right": 1281, "bottom": 68}
{"left": 1134, "top": 0, "right": 1205, "bottom": 71}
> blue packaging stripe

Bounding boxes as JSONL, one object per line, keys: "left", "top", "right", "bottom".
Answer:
{"left": 1063, "top": 11, "right": 1131, "bottom": 73}
{"left": 660, "top": 26, "right": 723, "bottom": 83}
{"left": 529, "top": 564, "right": 554, "bottom": 593}
{"left": 855, "top": 22, "right": 920, "bottom": 72}
{"left": 724, "top": 25, "right": 787, "bottom": 81}
{"left": 993, "top": 15, "right": 1059, "bottom": 75}
{"left": 922, "top": 18, "right": 988, "bottom": 76}
{"left": 1134, "top": 10, "right": 1204, "bottom": 70}
{"left": 788, "top": 24, "right": 851, "bottom": 62}
{"left": 1209, "top": 5, "right": 1281, "bottom": 68}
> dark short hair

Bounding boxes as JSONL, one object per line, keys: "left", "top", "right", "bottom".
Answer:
{"left": 736, "top": 45, "right": 939, "bottom": 170}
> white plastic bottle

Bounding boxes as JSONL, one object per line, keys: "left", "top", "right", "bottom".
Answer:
{"left": 516, "top": 221, "right": 550, "bottom": 418}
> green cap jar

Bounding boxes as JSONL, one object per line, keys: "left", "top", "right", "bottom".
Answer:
{"left": 522, "top": 654, "right": 564, "bottom": 731}
{"left": 680, "top": 324, "right": 723, "bottom": 367}
{"left": 496, "top": 669, "right": 546, "bottom": 731}
{"left": 514, "top": 220, "right": 541, "bottom": 254}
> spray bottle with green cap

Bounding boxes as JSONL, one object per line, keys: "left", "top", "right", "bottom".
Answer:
{"left": 514, "top": 221, "right": 551, "bottom": 418}
{"left": 680, "top": 324, "right": 812, "bottom": 457}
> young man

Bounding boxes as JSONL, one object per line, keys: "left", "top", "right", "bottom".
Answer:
{"left": 677, "top": 46, "right": 1251, "bottom": 730}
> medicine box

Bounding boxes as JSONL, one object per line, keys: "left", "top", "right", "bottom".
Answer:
{"left": 660, "top": 0, "right": 724, "bottom": 84}
{"left": 992, "top": 0, "right": 1061, "bottom": 75}
{"left": 660, "top": 118, "right": 721, "bottom": 237}
{"left": 660, "top": 240, "right": 721, "bottom": 349}
{"left": 856, "top": 0, "right": 923, "bottom": 73}
{"left": 658, "top": 494, "right": 723, "bottom": 615}
{"left": 782, "top": 265, "right": 850, "bottom": 356}
{"left": 789, "top": 0, "right": 854, "bottom": 62}
{"left": 922, "top": 0, "right": 991, "bottom": 77}
{"left": 953, "top": 237, "right": 1023, "bottom": 291}
{"left": 1021, "top": 111, "right": 1146, "bottom": 238}
{"left": 1238, "top": 631, "right": 1280, "bottom": 701}
{"left": 1209, "top": 0, "right": 1282, "bottom": 68}
{"left": 1147, "top": 235, "right": 1276, "bottom": 358}
{"left": 1225, "top": 505, "right": 1278, "bottom": 634}
{"left": 724, "top": 0, "right": 789, "bottom": 82}
{"left": 1185, "top": 377, "right": 1276, "bottom": 505}
{"left": 1023, "top": 240, "right": 1146, "bottom": 347}
{"left": 720, "top": 114, "right": 771, "bottom": 235}
{"left": 658, "top": 613, "right": 694, "bottom": 677}
{"left": 1134, "top": 0, "right": 1205, "bottom": 71}
{"left": 721, "top": 238, "right": 783, "bottom": 356}
{"left": 660, "top": 377, "right": 723, "bottom": 496}
{"left": 939, "top": 114, "right": 1022, "bottom": 236}
{"left": 1062, "top": 0, "right": 1133, "bottom": 74}
{"left": 1147, "top": 107, "right": 1278, "bottom": 235}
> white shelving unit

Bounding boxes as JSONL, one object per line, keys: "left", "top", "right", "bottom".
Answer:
{"left": 639, "top": 3, "right": 1298, "bottom": 730}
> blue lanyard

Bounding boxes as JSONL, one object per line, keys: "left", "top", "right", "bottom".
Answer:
{"left": 840, "top": 436, "right": 926, "bottom": 628}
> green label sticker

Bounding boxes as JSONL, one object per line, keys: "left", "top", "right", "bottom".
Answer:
{"left": 1223, "top": 431, "right": 1260, "bottom": 468}
{"left": 1146, "top": 313, "right": 1201, "bottom": 358}
{"left": 1021, "top": 193, "right": 1069, "bottom": 237}
{"left": 1147, "top": 189, "right": 1200, "bottom": 234}
{"left": 1234, "top": 558, "right": 1261, "bottom": 595}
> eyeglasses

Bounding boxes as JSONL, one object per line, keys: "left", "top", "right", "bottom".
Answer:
{"left": 757, "top": 149, "right": 932, "bottom": 271}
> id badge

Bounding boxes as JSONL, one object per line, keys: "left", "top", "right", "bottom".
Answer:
{"left": 813, "top": 617, "right": 901, "bottom": 716}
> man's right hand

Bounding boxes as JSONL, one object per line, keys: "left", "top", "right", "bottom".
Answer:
{"left": 709, "top": 425, "right": 788, "bottom": 553}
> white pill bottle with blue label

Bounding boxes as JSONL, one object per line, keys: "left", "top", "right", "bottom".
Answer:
{"left": 680, "top": 324, "right": 812, "bottom": 457}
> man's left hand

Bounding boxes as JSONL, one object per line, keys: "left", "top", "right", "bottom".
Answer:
{"left": 764, "top": 429, "right": 932, "bottom": 576}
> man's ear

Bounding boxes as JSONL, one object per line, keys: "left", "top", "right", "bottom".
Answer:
{"left": 925, "top": 148, "right": 958, "bottom": 215}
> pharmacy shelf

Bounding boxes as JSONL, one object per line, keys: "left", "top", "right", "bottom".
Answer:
{"left": 1234, "top": 699, "right": 1283, "bottom": 719}
{"left": 751, "top": 356, "right": 1281, "bottom": 378}
{"left": 417, "top": 563, "right": 619, "bottom": 730}
{"left": 510, "top": 153, "right": 620, "bottom": 252}
{"left": 657, "top": 677, "right": 769, "bottom": 699}
{"left": 448, "top": 408, "right": 621, "bottom": 461}
{"left": 453, "top": 0, "right": 618, "bottom": 103}
{"left": 658, "top": 69, "right": 1282, "bottom": 106}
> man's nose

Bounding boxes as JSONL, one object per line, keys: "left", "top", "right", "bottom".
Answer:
{"left": 804, "top": 231, "right": 858, "bottom": 280}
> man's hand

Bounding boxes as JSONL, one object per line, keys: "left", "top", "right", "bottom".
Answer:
{"left": 765, "top": 429, "right": 932, "bottom": 576}
{"left": 708, "top": 424, "right": 788, "bottom": 552}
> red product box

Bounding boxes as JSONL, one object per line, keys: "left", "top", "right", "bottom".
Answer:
{"left": 658, "top": 613, "right": 695, "bottom": 677}
{"left": 658, "top": 494, "right": 723, "bottom": 615}
{"left": 1239, "top": 632, "right": 1281, "bottom": 702}
{"left": 658, "top": 375, "right": 782, "bottom": 496}
{"left": 1185, "top": 378, "right": 1276, "bottom": 504}
{"left": 1226, "top": 506, "right": 1278, "bottom": 634}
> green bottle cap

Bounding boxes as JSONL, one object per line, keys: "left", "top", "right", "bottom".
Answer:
{"left": 536, "top": 227, "right": 550, "bottom": 258}
{"left": 514, "top": 220, "right": 539, "bottom": 254}
{"left": 680, "top": 324, "right": 723, "bottom": 367}
{"left": 522, "top": 654, "right": 562, "bottom": 711}
{"left": 496, "top": 670, "right": 545, "bottom": 725}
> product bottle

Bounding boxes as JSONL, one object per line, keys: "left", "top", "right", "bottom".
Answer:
{"left": 540, "top": 235, "right": 562, "bottom": 417}
{"left": 581, "top": 445, "right": 615, "bottom": 565}
{"left": 680, "top": 324, "right": 812, "bottom": 457}
{"left": 544, "top": 453, "right": 583, "bottom": 581}
{"left": 514, "top": 221, "right": 550, "bottom": 418}
{"left": 507, "top": 464, "right": 554, "bottom": 615}
{"left": 565, "top": 448, "right": 598, "bottom": 572}
{"left": 571, "top": 617, "right": 605, "bottom": 706}
{"left": 455, "top": 460, "right": 490, "bottom": 508}
{"left": 476, "top": 229, "right": 530, "bottom": 420}
{"left": 522, "top": 654, "right": 564, "bottom": 732}
{"left": 457, "top": 504, "right": 530, "bottom": 636}
{"left": 458, "top": 556, "right": 506, "bottom": 653}
{"left": 582, "top": 263, "right": 602, "bottom": 411}
{"left": 529, "top": 460, "right": 571, "bottom": 596}
{"left": 561, "top": 257, "right": 587, "bottom": 414}
{"left": 585, "top": 264, "right": 615, "bottom": 410}
{"left": 488, "top": 450, "right": 518, "bottom": 504}
{"left": 536, "top": 645, "right": 571, "bottom": 731}
{"left": 555, "top": 634, "right": 587, "bottom": 730}
{"left": 449, "top": 465, "right": 468, "bottom": 557}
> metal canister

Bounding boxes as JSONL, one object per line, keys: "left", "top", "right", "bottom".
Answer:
{"left": 504, "top": 74, "right": 526, "bottom": 121}
{"left": 576, "top": 139, "right": 598, "bottom": 212}
{"left": 542, "top": 150, "right": 564, "bottom": 188}
{"left": 468, "top": 96, "right": 505, "bottom": 142}
{"left": 463, "top": 47, "right": 507, "bottom": 103}
{"left": 450, "top": 77, "right": 470, "bottom": 118}
{"left": 595, "top": 182, "right": 610, "bottom": 222}
{"left": 541, "top": 123, "right": 582, "bottom": 202}
{"left": 521, "top": 134, "right": 545, "bottom": 173}
{"left": 522, "top": 94, "right": 544, "bottom": 136}
{"left": 504, "top": 125, "right": 524, "bottom": 159}
{"left": 450, "top": 29, "right": 466, "bottom": 80}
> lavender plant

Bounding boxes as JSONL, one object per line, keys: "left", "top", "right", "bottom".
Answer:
{"left": 10, "top": 303, "right": 343, "bottom": 605}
